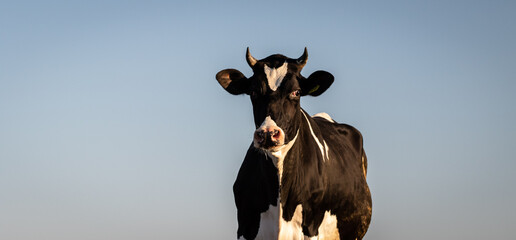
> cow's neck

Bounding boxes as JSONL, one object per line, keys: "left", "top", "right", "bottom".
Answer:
{"left": 278, "top": 109, "right": 327, "bottom": 207}
{"left": 267, "top": 130, "right": 298, "bottom": 181}
{"left": 265, "top": 108, "right": 322, "bottom": 183}
{"left": 262, "top": 108, "right": 327, "bottom": 237}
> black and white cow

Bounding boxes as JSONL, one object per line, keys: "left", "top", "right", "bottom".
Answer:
{"left": 216, "top": 48, "right": 372, "bottom": 240}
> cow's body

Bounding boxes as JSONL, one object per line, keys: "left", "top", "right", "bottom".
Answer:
{"left": 216, "top": 49, "right": 372, "bottom": 239}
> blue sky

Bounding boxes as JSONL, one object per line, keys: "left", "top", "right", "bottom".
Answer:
{"left": 1, "top": 1, "right": 515, "bottom": 239}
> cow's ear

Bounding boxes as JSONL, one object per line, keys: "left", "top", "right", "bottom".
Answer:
{"left": 300, "top": 70, "right": 334, "bottom": 96}
{"left": 216, "top": 69, "right": 250, "bottom": 95}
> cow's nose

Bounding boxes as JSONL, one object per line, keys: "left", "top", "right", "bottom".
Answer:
{"left": 270, "top": 129, "right": 281, "bottom": 141}
{"left": 254, "top": 127, "right": 282, "bottom": 147}
{"left": 254, "top": 130, "right": 265, "bottom": 144}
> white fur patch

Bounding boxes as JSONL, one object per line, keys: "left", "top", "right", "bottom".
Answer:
{"left": 259, "top": 116, "right": 276, "bottom": 129}
{"left": 255, "top": 204, "right": 280, "bottom": 239}
{"left": 278, "top": 204, "right": 304, "bottom": 239}
{"left": 317, "top": 211, "right": 340, "bottom": 239}
{"left": 264, "top": 62, "right": 288, "bottom": 91}
{"left": 313, "top": 112, "right": 335, "bottom": 123}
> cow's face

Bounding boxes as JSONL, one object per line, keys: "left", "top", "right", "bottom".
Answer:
{"left": 216, "top": 48, "right": 334, "bottom": 152}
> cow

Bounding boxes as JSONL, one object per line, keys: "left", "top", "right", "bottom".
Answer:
{"left": 216, "top": 48, "right": 372, "bottom": 240}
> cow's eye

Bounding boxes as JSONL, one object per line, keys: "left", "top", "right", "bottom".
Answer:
{"left": 290, "top": 90, "right": 300, "bottom": 99}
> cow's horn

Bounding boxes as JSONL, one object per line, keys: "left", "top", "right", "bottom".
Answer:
{"left": 246, "top": 47, "right": 258, "bottom": 67}
{"left": 297, "top": 47, "right": 308, "bottom": 68}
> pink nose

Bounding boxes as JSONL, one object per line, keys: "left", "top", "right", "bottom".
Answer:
{"left": 254, "top": 127, "right": 282, "bottom": 147}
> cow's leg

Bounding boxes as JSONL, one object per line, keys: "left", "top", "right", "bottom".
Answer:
{"left": 336, "top": 221, "right": 360, "bottom": 240}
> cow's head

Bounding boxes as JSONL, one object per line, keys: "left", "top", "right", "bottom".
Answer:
{"left": 216, "top": 48, "right": 334, "bottom": 152}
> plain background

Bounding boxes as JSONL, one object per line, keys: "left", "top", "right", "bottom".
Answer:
{"left": 1, "top": 1, "right": 515, "bottom": 239}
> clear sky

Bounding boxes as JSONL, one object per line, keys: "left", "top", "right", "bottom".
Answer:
{"left": 1, "top": 1, "right": 515, "bottom": 239}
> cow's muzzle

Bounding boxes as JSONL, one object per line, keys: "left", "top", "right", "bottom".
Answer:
{"left": 253, "top": 116, "right": 285, "bottom": 151}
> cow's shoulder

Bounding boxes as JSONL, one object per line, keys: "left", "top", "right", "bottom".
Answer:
{"left": 312, "top": 112, "right": 335, "bottom": 123}
{"left": 312, "top": 115, "right": 363, "bottom": 154}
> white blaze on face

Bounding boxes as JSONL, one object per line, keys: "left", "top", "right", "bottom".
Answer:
{"left": 264, "top": 62, "right": 288, "bottom": 91}
{"left": 258, "top": 116, "right": 278, "bottom": 130}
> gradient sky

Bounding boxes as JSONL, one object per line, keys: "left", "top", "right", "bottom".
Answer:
{"left": 1, "top": 1, "right": 515, "bottom": 239}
